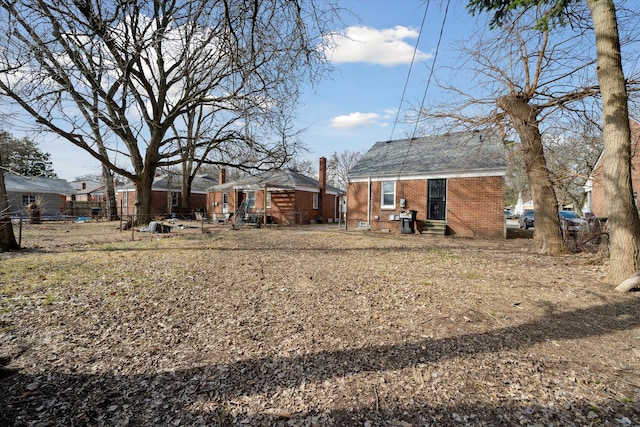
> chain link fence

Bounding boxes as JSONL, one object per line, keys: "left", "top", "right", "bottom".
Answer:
{"left": 9, "top": 213, "right": 227, "bottom": 250}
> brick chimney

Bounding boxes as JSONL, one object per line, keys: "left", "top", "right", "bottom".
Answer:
{"left": 218, "top": 168, "right": 226, "bottom": 185}
{"left": 319, "top": 157, "right": 327, "bottom": 220}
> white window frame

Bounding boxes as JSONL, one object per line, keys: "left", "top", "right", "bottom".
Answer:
{"left": 222, "top": 192, "right": 229, "bottom": 213}
{"left": 171, "top": 191, "right": 179, "bottom": 207}
{"left": 381, "top": 181, "right": 396, "bottom": 209}
{"left": 22, "top": 194, "right": 36, "bottom": 206}
{"left": 266, "top": 191, "right": 271, "bottom": 208}
{"left": 313, "top": 192, "right": 319, "bottom": 209}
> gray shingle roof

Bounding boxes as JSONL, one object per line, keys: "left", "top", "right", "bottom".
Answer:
{"left": 118, "top": 174, "right": 218, "bottom": 192}
{"left": 5, "top": 174, "right": 75, "bottom": 195}
{"left": 348, "top": 130, "right": 506, "bottom": 180}
{"left": 209, "top": 169, "right": 344, "bottom": 195}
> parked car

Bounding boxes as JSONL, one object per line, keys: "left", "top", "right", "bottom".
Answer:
{"left": 504, "top": 208, "right": 514, "bottom": 218}
{"left": 559, "top": 210, "right": 587, "bottom": 235}
{"left": 519, "top": 209, "right": 534, "bottom": 229}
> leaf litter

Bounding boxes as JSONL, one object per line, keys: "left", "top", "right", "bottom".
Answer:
{"left": 0, "top": 227, "right": 639, "bottom": 426}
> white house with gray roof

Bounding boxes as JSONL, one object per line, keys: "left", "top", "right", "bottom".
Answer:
{"left": 5, "top": 174, "right": 75, "bottom": 218}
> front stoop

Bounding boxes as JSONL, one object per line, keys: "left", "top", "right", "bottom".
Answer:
{"left": 420, "top": 219, "right": 447, "bottom": 235}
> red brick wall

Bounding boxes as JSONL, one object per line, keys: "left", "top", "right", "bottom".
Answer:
{"left": 346, "top": 181, "right": 371, "bottom": 226}
{"left": 447, "top": 176, "right": 504, "bottom": 238}
{"left": 116, "top": 190, "right": 137, "bottom": 216}
{"left": 117, "top": 190, "right": 208, "bottom": 217}
{"left": 347, "top": 176, "right": 505, "bottom": 238}
{"left": 589, "top": 119, "right": 640, "bottom": 217}
{"left": 206, "top": 189, "right": 335, "bottom": 225}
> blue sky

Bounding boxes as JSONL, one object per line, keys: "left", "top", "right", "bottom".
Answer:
{"left": 300, "top": 0, "right": 480, "bottom": 164}
{"left": 40, "top": 0, "right": 482, "bottom": 181}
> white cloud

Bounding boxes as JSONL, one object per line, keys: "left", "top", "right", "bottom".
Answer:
{"left": 322, "top": 25, "right": 432, "bottom": 66}
{"left": 330, "top": 112, "right": 380, "bottom": 129}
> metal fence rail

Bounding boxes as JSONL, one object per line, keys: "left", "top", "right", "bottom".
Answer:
{"left": 9, "top": 214, "right": 225, "bottom": 250}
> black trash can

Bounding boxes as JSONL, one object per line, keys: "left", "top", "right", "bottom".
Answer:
{"left": 399, "top": 210, "right": 416, "bottom": 234}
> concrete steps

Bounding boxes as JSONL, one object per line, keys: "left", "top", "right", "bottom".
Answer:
{"left": 420, "top": 219, "right": 447, "bottom": 235}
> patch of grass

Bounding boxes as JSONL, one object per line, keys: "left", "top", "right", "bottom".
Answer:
{"left": 0, "top": 284, "right": 17, "bottom": 297}
{"left": 620, "top": 396, "right": 634, "bottom": 404}
{"left": 42, "top": 294, "right": 59, "bottom": 305}
{"left": 462, "top": 271, "right": 484, "bottom": 280}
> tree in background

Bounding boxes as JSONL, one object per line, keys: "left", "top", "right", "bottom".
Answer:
{"left": 544, "top": 120, "right": 603, "bottom": 213}
{"left": 0, "top": 132, "right": 56, "bottom": 177}
{"left": 428, "top": 5, "right": 604, "bottom": 255}
{"left": 327, "top": 150, "right": 362, "bottom": 190}
{"left": 286, "top": 157, "right": 317, "bottom": 179}
{"left": 0, "top": 160, "right": 18, "bottom": 251}
{"left": 468, "top": 0, "right": 640, "bottom": 286}
{"left": 0, "top": 0, "right": 340, "bottom": 220}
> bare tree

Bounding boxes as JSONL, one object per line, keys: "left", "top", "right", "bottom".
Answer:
{"left": 427, "top": 7, "right": 602, "bottom": 254}
{"left": 0, "top": 150, "right": 18, "bottom": 251}
{"left": 0, "top": 0, "right": 340, "bottom": 219}
{"left": 327, "top": 150, "right": 362, "bottom": 190}
{"left": 544, "top": 119, "right": 603, "bottom": 214}
{"left": 467, "top": 0, "right": 640, "bottom": 286}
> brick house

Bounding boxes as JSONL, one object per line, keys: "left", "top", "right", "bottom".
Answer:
{"left": 583, "top": 117, "right": 640, "bottom": 218}
{"left": 116, "top": 174, "right": 217, "bottom": 217}
{"left": 207, "top": 157, "right": 345, "bottom": 225}
{"left": 68, "top": 180, "right": 106, "bottom": 202}
{"left": 346, "top": 130, "right": 507, "bottom": 238}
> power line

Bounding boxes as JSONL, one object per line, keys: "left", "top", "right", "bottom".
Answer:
{"left": 395, "top": 0, "right": 451, "bottom": 189}
{"left": 388, "top": 0, "right": 431, "bottom": 142}
{"left": 410, "top": 0, "right": 451, "bottom": 140}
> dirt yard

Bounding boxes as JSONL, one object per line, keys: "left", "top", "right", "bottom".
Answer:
{"left": 0, "top": 226, "right": 639, "bottom": 426}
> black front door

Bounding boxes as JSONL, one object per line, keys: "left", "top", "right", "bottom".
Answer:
{"left": 428, "top": 179, "right": 446, "bottom": 220}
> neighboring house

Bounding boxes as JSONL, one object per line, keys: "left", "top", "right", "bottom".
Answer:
{"left": 207, "top": 157, "right": 345, "bottom": 225}
{"left": 583, "top": 117, "right": 640, "bottom": 218}
{"left": 68, "top": 180, "right": 106, "bottom": 202}
{"left": 116, "top": 174, "right": 218, "bottom": 217}
{"left": 66, "top": 180, "right": 108, "bottom": 218}
{"left": 4, "top": 174, "right": 75, "bottom": 218}
{"left": 346, "top": 130, "right": 507, "bottom": 238}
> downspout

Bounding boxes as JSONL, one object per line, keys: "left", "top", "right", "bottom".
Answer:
{"left": 367, "top": 177, "right": 372, "bottom": 226}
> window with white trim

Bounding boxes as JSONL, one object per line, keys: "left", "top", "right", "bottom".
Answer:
{"left": 381, "top": 181, "right": 395, "bottom": 209}
{"left": 313, "top": 192, "right": 319, "bottom": 209}
{"left": 222, "top": 192, "right": 229, "bottom": 213}
{"left": 266, "top": 191, "right": 271, "bottom": 208}
{"left": 22, "top": 194, "right": 36, "bottom": 205}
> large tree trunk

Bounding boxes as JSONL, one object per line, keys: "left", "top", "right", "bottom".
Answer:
{"left": 101, "top": 164, "right": 119, "bottom": 221}
{"left": 135, "top": 167, "right": 157, "bottom": 223}
{"left": 498, "top": 94, "right": 567, "bottom": 255}
{"left": 587, "top": 0, "right": 640, "bottom": 285}
{"left": 181, "top": 168, "right": 192, "bottom": 213}
{"left": 0, "top": 170, "right": 19, "bottom": 251}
